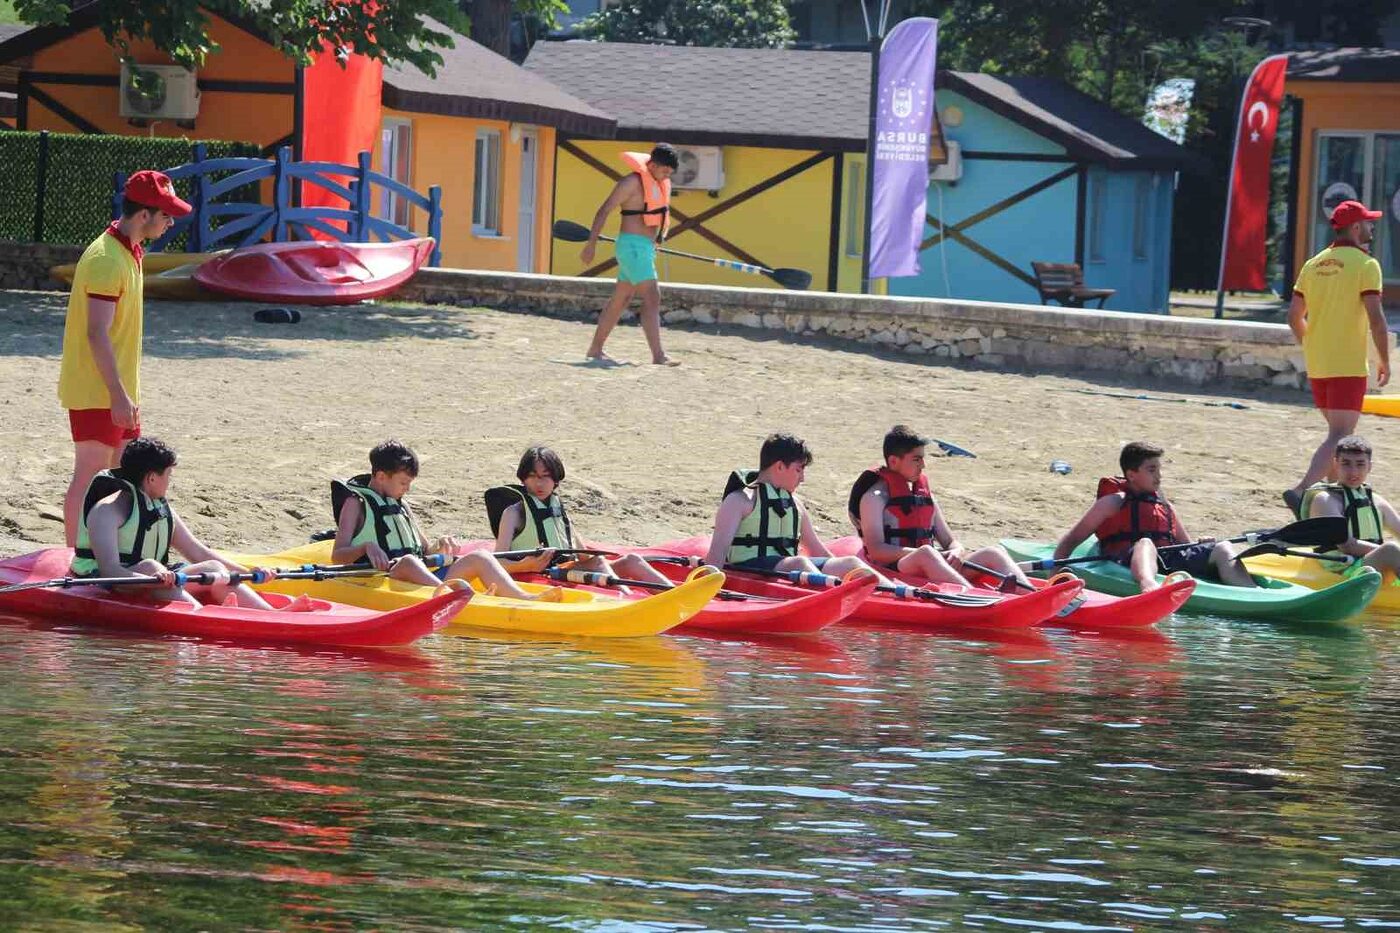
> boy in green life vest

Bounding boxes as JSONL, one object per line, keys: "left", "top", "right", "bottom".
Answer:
{"left": 487, "top": 445, "right": 674, "bottom": 586}
{"left": 73, "top": 436, "right": 284, "bottom": 609}
{"left": 705, "top": 433, "right": 887, "bottom": 579}
{"left": 1299, "top": 435, "right": 1400, "bottom": 577}
{"left": 330, "top": 440, "right": 561, "bottom": 601}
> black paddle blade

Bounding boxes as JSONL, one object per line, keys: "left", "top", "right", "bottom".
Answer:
{"left": 1267, "top": 517, "right": 1349, "bottom": 548}
{"left": 768, "top": 267, "right": 812, "bottom": 291}
{"left": 552, "top": 220, "right": 591, "bottom": 242}
{"left": 1233, "top": 541, "right": 1286, "bottom": 562}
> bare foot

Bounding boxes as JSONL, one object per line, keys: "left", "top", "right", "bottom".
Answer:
{"left": 285, "top": 594, "right": 318, "bottom": 612}
{"left": 530, "top": 586, "right": 566, "bottom": 602}
{"left": 653, "top": 356, "right": 681, "bottom": 367}
{"left": 586, "top": 352, "right": 625, "bottom": 367}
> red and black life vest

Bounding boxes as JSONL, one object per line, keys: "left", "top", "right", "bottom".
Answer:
{"left": 1092, "top": 476, "right": 1176, "bottom": 559}
{"left": 847, "top": 467, "right": 939, "bottom": 548}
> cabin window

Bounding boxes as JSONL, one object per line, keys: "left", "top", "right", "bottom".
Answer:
{"left": 378, "top": 120, "right": 412, "bottom": 228}
{"left": 1088, "top": 169, "right": 1107, "bottom": 263}
{"left": 473, "top": 130, "right": 503, "bottom": 236}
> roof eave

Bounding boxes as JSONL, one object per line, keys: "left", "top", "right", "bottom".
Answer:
{"left": 381, "top": 83, "right": 616, "bottom": 138}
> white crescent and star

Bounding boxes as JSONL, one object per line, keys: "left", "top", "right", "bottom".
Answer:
{"left": 1247, "top": 101, "right": 1270, "bottom": 143}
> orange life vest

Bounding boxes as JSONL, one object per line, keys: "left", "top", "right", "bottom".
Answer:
{"left": 620, "top": 151, "right": 671, "bottom": 231}
{"left": 847, "top": 467, "right": 939, "bottom": 548}
{"left": 1092, "top": 476, "right": 1176, "bottom": 559}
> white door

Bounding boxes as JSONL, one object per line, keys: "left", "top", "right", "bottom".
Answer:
{"left": 517, "top": 131, "right": 538, "bottom": 272}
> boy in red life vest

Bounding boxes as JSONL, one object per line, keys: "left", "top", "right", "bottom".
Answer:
{"left": 1054, "top": 441, "right": 1256, "bottom": 592}
{"left": 1299, "top": 435, "right": 1400, "bottom": 577}
{"left": 580, "top": 143, "right": 681, "bottom": 366}
{"left": 849, "top": 425, "right": 1032, "bottom": 589}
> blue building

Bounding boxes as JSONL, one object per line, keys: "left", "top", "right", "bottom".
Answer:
{"left": 896, "top": 71, "right": 1196, "bottom": 312}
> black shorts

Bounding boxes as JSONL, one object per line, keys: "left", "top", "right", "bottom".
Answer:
{"left": 1155, "top": 543, "right": 1215, "bottom": 580}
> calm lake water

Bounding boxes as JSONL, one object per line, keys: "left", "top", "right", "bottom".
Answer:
{"left": 0, "top": 611, "right": 1397, "bottom": 930}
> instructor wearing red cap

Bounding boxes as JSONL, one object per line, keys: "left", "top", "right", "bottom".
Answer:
{"left": 1284, "top": 199, "right": 1389, "bottom": 515}
{"left": 59, "top": 170, "right": 191, "bottom": 547}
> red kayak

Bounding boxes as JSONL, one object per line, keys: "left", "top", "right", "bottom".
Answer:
{"left": 652, "top": 537, "right": 1083, "bottom": 631}
{"left": 825, "top": 536, "right": 1193, "bottom": 629}
{"left": 0, "top": 549, "right": 468, "bottom": 647}
{"left": 193, "top": 237, "right": 435, "bottom": 305}
{"left": 461, "top": 539, "right": 876, "bottom": 636}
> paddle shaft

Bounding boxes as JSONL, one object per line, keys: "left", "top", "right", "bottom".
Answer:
{"left": 552, "top": 220, "right": 809, "bottom": 289}
{"left": 544, "top": 567, "right": 778, "bottom": 602}
{"left": 1023, "top": 517, "right": 1350, "bottom": 570}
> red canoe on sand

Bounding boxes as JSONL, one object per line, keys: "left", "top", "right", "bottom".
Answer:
{"left": 824, "top": 536, "right": 1193, "bottom": 629}
{"left": 193, "top": 237, "right": 435, "bottom": 305}
{"left": 651, "top": 536, "right": 1083, "bottom": 631}
{"left": 0, "top": 548, "right": 467, "bottom": 647}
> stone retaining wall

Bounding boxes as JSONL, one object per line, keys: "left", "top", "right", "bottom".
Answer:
{"left": 398, "top": 269, "right": 1353, "bottom": 392}
{"left": 0, "top": 241, "right": 83, "bottom": 291}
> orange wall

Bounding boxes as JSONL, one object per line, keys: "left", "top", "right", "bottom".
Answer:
{"left": 24, "top": 15, "right": 293, "bottom": 148}
{"left": 1287, "top": 79, "right": 1400, "bottom": 301}
{"left": 377, "top": 108, "right": 557, "bottom": 272}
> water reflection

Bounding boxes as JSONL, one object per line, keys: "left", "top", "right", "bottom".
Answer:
{"left": 0, "top": 611, "right": 1394, "bottom": 928}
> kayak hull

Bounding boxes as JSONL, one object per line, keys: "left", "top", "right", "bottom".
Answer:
{"left": 609, "top": 549, "right": 878, "bottom": 635}
{"left": 234, "top": 541, "right": 720, "bottom": 638}
{"left": 653, "top": 536, "right": 1083, "bottom": 631}
{"left": 193, "top": 238, "right": 434, "bottom": 305}
{"left": 1001, "top": 538, "right": 1380, "bottom": 624}
{"left": 52, "top": 251, "right": 224, "bottom": 301}
{"left": 1243, "top": 551, "right": 1400, "bottom": 613}
{"left": 1361, "top": 395, "right": 1400, "bottom": 418}
{"left": 0, "top": 548, "right": 466, "bottom": 646}
{"left": 825, "top": 534, "right": 1192, "bottom": 629}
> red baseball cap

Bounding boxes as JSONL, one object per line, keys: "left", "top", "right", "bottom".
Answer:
{"left": 1330, "top": 199, "right": 1381, "bottom": 228}
{"left": 123, "top": 170, "right": 192, "bottom": 217}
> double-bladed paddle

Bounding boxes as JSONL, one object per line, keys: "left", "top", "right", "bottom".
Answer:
{"left": 552, "top": 219, "right": 813, "bottom": 291}
{"left": 1231, "top": 540, "right": 1357, "bottom": 566}
{"left": 542, "top": 566, "right": 780, "bottom": 602}
{"left": 0, "top": 565, "right": 382, "bottom": 595}
{"left": 1018, "top": 517, "right": 1350, "bottom": 572}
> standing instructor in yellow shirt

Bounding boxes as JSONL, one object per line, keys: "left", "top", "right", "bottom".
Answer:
{"left": 1284, "top": 199, "right": 1389, "bottom": 516}
{"left": 59, "top": 170, "right": 191, "bottom": 546}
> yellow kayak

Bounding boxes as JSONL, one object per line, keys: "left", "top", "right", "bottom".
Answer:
{"left": 231, "top": 541, "right": 724, "bottom": 638}
{"left": 1243, "top": 551, "right": 1400, "bottom": 612}
{"left": 1361, "top": 395, "right": 1400, "bottom": 419}
{"left": 51, "top": 251, "right": 226, "bottom": 301}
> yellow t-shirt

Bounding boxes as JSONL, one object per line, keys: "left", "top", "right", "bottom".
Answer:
{"left": 1294, "top": 242, "right": 1384, "bottom": 379}
{"left": 58, "top": 228, "right": 144, "bottom": 409}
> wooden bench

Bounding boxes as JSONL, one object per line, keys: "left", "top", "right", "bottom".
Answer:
{"left": 1031, "top": 262, "right": 1116, "bottom": 309}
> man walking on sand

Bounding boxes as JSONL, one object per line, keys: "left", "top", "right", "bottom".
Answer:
{"left": 60, "top": 170, "right": 191, "bottom": 546}
{"left": 581, "top": 143, "right": 681, "bottom": 366}
{"left": 1284, "top": 199, "right": 1391, "bottom": 517}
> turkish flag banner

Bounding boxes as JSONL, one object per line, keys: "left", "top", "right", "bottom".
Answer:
{"left": 1219, "top": 54, "right": 1290, "bottom": 292}
{"left": 299, "top": 45, "right": 384, "bottom": 237}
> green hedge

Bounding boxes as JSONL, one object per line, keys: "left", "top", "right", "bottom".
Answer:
{"left": 0, "top": 131, "right": 260, "bottom": 247}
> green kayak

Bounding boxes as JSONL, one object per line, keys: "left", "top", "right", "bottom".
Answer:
{"left": 1000, "top": 538, "right": 1380, "bottom": 625}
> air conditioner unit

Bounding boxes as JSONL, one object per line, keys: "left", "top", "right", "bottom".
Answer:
{"left": 671, "top": 145, "right": 725, "bottom": 191}
{"left": 119, "top": 63, "right": 200, "bottom": 120}
{"left": 930, "top": 140, "right": 962, "bottom": 183}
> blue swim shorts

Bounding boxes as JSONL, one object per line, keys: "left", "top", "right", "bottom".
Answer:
{"left": 615, "top": 232, "right": 658, "bottom": 284}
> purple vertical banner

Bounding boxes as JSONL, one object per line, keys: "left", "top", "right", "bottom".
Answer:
{"left": 869, "top": 17, "right": 938, "bottom": 279}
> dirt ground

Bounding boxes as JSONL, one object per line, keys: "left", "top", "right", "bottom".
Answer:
{"left": 3, "top": 288, "right": 1397, "bottom": 560}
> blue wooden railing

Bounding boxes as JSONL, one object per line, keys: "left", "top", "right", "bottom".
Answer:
{"left": 111, "top": 144, "right": 443, "bottom": 266}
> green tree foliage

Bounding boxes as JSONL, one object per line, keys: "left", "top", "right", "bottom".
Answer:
{"left": 463, "top": 0, "right": 569, "bottom": 57}
{"left": 12, "top": 0, "right": 468, "bottom": 75}
{"left": 580, "top": 0, "right": 796, "bottom": 48}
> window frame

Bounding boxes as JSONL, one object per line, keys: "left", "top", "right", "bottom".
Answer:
{"left": 377, "top": 118, "right": 413, "bottom": 228}
{"left": 473, "top": 128, "right": 504, "bottom": 237}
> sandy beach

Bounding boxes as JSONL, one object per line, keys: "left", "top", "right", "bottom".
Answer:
{"left": 2, "top": 288, "right": 1397, "bottom": 559}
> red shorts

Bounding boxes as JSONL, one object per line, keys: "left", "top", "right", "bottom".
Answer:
{"left": 1309, "top": 376, "right": 1367, "bottom": 412}
{"left": 68, "top": 408, "right": 141, "bottom": 447}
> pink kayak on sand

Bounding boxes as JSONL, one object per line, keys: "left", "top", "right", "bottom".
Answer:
{"left": 193, "top": 237, "right": 435, "bottom": 305}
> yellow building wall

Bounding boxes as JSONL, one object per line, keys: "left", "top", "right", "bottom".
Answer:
{"left": 1288, "top": 79, "right": 1400, "bottom": 302}
{"left": 552, "top": 140, "right": 846, "bottom": 291}
{"left": 378, "top": 109, "right": 556, "bottom": 272}
{"left": 25, "top": 16, "right": 294, "bottom": 149}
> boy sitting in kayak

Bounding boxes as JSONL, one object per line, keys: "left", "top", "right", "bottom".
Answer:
{"left": 73, "top": 436, "right": 284, "bottom": 608}
{"left": 487, "top": 445, "right": 674, "bottom": 587}
{"left": 1299, "top": 435, "right": 1400, "bottom": 576}
{"left": 705, "top": 433, "right": 883, "bottom": 579}
{"left": 330, "top": 440, "right": 560, "bottom": 601}
{"left": 849, "top": 424, "right": 1032, "bottom": 590}
{"left": 1053, "top": 441, "right": 1256, "bottom": 592}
